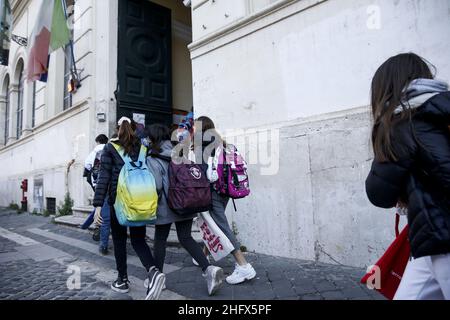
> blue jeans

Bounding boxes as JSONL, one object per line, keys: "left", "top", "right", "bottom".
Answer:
{"left": 81, "top": 199, "right": 111, "bottom": 249}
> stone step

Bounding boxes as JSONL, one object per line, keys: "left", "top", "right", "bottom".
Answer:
{"left": 54, "top": 215, "right": 96, "bottom": 230}
{"left": 54, "top": 215, "right": 203, "bottom": 247}
{"left": 72, "top": 206, "right": 93, "bottom": 218}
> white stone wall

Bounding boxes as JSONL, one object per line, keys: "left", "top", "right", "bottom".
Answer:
{"left": 189, "top": 0, "right": 450, "bottom": 267}
{"left": 0, "top": 0, "right": 103, "bottom": 211}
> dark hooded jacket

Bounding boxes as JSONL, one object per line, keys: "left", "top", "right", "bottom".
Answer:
{"left": 366, "top": 91, "right": 450, "bottom": 259}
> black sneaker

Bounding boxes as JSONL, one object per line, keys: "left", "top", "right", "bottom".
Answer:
{"left": 111, "top": 276, "right": 130, "bottom": 294}
{"left": 92, "top": 228, "right": 100, "bottom": 242}
{"left": 145, "top": 267, "right": 165, "bottom": 300}
{"left": 99, "top": 246, "right": 108, "bottom": 256}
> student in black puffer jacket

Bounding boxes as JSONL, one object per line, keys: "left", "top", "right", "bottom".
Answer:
{"left": 365, "top": 53, "right": 450, "bottom": 300}
{"left": 93, "top": 117, "right": 165, "bottom": 300}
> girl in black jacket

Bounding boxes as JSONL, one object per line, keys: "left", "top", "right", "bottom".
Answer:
{"left": 93, "top": 117, "right": 165, "bottom": 300}
{"left": 366, "top": 53, "right": 450, "bottom": 300}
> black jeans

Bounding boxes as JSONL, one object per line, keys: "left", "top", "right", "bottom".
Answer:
{"left": 110, "top": 206, "right": 155, "bottom": 278}
{"left": 155, "top": 219, "right": 210, "bottom": 272}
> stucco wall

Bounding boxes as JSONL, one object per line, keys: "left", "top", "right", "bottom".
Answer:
{"left": 191, "top": 0, "right": 450, "bottom": 129}
{"left": 190, "top": 0, "right": 449, "bottom": 267}
{"left": 222, "top": 108, "right": 406, "bottom": 267}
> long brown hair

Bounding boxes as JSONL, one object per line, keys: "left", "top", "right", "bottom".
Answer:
{"left": 371, "top": 53, "right": 434, "bottom": 162}
{"left": 117, "top": 120, "right": 139, "bottom": 156}
{"left": 195, "top": 116, "right": 226, "bottom": 148}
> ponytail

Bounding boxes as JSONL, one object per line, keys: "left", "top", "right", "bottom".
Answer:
{"left": 118, "top": 119, "right": 139, "bottom": 156}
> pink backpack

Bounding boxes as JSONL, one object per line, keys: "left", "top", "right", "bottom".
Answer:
{"left": 213, "top": 145, "right": 250, "bottom": 202}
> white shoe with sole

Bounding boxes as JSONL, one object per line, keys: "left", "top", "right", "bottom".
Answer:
{"left": 203, "top": 266, "right": 224, "bottom": 296}
{"left": 145, "top": 267, "right": 166, "bottom": 300}
{"left": 226, "top": 263, "right": 256, "bottom": 285}
{"left": 144, "top": 278, "right": 166, "bottom": 290}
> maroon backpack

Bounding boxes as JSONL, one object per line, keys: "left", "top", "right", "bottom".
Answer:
{"left": 152, "top": 154, "right": 212, "bottom": 216}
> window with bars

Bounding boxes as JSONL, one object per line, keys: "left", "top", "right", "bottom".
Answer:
{"left": 4, "top": 76, "right": 10, "bottom": 144}
{"left": 16, "top": 64, "right": 24, "bottom": 138}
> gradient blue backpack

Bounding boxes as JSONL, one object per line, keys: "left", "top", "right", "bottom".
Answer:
{"left": 112, "top": 143, "right": 158, "bottom": 227}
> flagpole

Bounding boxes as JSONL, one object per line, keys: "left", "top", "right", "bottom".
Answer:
{"left": 61, "top": 0, "right": 80, "bottom": 85}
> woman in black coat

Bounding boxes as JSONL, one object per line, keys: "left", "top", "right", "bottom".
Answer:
{"left": 93, "top": 117, "right": 165, "bottom": 300}
{"left": 366, "top": 53, "right": 450, "bottom": 300}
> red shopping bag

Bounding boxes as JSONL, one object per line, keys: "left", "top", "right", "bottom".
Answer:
{"left": 361, "top": 214, "right": 410, "bottom": 300}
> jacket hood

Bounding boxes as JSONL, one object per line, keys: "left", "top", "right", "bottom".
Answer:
{"left": 158, "top": 140, "right": 173, "bottom": 158}
{"left": 394, "top": 78, "right": 448, "bottom": 114}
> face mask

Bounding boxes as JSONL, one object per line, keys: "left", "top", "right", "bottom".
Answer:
{"left": 177, "top": 130, "right": 190, "bottom": 143}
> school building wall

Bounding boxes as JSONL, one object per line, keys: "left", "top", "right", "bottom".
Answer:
{"left": 189, "top": 0, "right": 450, "bottom": 267}
{"left": 0, "top": 0, "right": 107, "bottom": 212}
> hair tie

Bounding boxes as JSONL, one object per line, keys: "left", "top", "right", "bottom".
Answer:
{"left": 118, "top": 117, "right": 131, "bottom": 126}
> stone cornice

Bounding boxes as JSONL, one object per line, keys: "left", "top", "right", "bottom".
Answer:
{"left": 0, "top": 99, "right": 89, "bottom": 154}
{"left": 189, "top": 0, "right": 327, "bottom": 58}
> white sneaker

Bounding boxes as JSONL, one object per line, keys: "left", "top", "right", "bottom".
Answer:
{"left": 144, "top": 278, "right": 166, "bottom": 290}
{"left": 226, "top": 263, "right": 256, "bottom": 285}
{"left": 192, "top": 255, "right": 212, "bottom": 267}
{"left": 145, "top": 267, "right": 166, "bottom": 300}
{"left": 203, "top": 266, "right": 223, "bottom": 296}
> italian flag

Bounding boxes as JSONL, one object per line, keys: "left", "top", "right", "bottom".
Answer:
{"left": 27, "top": 0, "right": 71, "bottom": 81}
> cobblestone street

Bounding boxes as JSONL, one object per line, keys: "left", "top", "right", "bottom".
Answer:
{"left": 0, "top": 208, "right": 384, "bottom": 300}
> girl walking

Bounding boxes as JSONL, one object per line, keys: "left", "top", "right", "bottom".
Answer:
{"left": 194, "top": 116, "right": 257, "bottom": 285}
{"left": 93, "top": 117, "right": 165, "bottom": 300}
{"left": 146, "top": 124, "right": 224, "bottom": 296}
{"left": 366, "top": 53, "right": 450, "bottom": 300}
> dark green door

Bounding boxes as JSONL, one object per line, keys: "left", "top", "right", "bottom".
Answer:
{"left": 117, "top": 0, "right": 172, "bottom": 127}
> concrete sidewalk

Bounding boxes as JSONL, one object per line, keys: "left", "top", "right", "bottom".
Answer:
{"left": 0, "top": 208, "right": 384, "bottom": 300}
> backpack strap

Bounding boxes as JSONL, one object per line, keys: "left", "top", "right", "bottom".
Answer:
{"left": 137, "top": 145, "right": 148, "bottom": 166}
{"left": 112, "top": 142, "right": 147, "bottom": 169}
{"left": 232, "top": 199, "right": 237, "bottom": 212}
{"left": 149, "top": 152, "right": 171, "bottom": 201}
{"left": 111, "top": 142, "right": 125, "bottom": 161}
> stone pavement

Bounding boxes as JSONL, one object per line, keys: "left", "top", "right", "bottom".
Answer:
{"left": 0, "top": 208, "right": 385, "bottom": 300}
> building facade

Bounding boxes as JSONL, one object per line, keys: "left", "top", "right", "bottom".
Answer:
{"left": 0, "top": 0, "right": 194, "bottom": 214}
{"left": 0, "top": 0, "right": 449, "bottom": 267}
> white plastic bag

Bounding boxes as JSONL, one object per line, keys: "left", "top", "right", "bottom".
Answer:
{"left": 196, "top": 212, "right": 234, "bottom": 262}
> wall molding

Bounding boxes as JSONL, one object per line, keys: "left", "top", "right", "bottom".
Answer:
{"left": 189, "top": 0, "right": 327, "bottom": 59}
{"left": 0, "top": 99, "right": 89, "bottom": 154}
{"left": 192, "top": 0, "right": 209, "bottom": 10}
